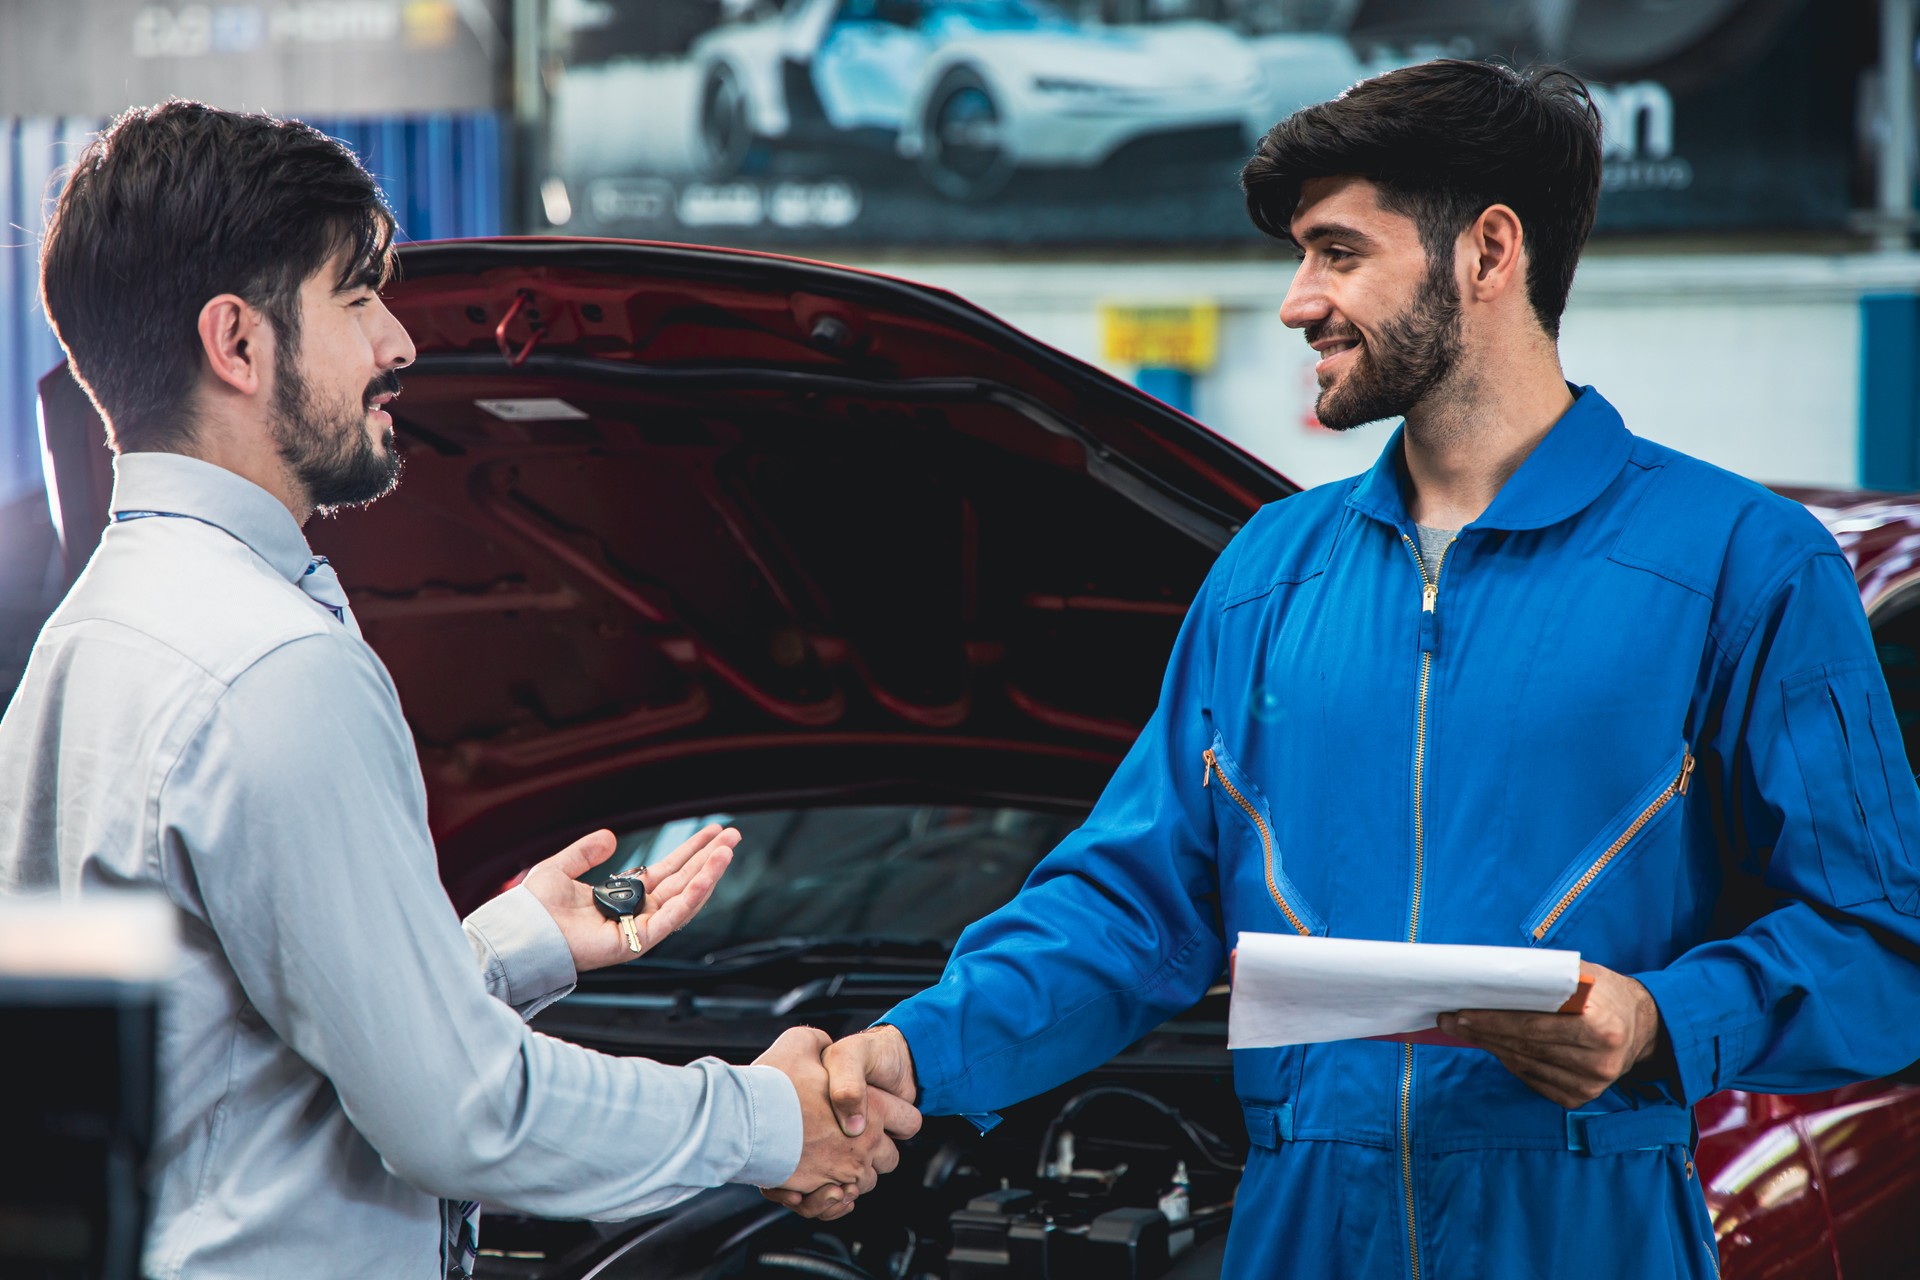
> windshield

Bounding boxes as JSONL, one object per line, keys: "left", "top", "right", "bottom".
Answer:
{"left": 590, "top": 804, "right": 1083, "bottom": 961}
{"left": 927, "top": 0, "right": 1070, "bottom": 21}
{"left": 862, "top": 0, "right": 1077, "bottom": 34}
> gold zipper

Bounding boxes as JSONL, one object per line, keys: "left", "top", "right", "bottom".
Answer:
{"left": 1398, "top": 531, "right": 1451, "bottom": 1280}
{"left": 1203, "top": 747, "right": 1311, "bottom": 936}
{"left": 1399, "top": 1041, "right": 1417, "bottom": 1275}
{"left": 1531, "top": 753, "right": 1696, "bottom": 941}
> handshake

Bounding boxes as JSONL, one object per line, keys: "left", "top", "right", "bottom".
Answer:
{"left": 752, "top": 1025, "right": 921, "bottom": 1220}
{"left": 526, "top": 828, "right": 921, "bottom": 1217}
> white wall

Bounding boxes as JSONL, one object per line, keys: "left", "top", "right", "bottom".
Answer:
{"left": 849, "top": 253, "right": 1920, "bottom": 493}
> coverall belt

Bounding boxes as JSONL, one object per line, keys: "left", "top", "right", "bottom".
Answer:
{"left": 1242, "top": 1102, "right": 1295, "bottom": 1148}
{"left": 1243, "top": 1100, "right": 1691, "bottom": 1154}
{"left": 1565, "top": 1106, "right": 1694, "bottom": 1155}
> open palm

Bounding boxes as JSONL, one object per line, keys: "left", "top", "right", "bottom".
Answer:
{"left": 520, "top": 824, "right": 740, "bottom": 972}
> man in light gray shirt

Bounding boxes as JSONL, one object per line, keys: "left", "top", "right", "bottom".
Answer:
{"left": 0, "top": 102, "right": 912, "bottom": 1277}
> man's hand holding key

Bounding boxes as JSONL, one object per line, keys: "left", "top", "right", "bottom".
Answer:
{"left": 519, "top": 824, "right": 741, "bottom": 972}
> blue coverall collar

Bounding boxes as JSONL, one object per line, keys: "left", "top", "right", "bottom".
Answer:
{"left": 1345, "top": 384, "right": 1633, "bottom": 534}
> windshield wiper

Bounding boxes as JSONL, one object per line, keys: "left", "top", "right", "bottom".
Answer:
{"left": 554, "top": 937, "right": 948, "bottom": 1021}
{"left": 616, "top": 934, "right": 950, "bottom": 976}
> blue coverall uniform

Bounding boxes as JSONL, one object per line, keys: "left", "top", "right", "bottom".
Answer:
{"left": 882, "top": 387, "right": 1920, "bottom": 1278}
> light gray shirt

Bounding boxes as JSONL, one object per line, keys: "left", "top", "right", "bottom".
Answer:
{"left": 0, "top": 452, "right": 801, "bottom": 1278}
{"left": 1415, "top": 524, "right": 1457, "bottom": 579}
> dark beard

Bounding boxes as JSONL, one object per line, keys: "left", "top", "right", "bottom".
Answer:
{"left": 1310, "top": 258, "right": 1464, "bottom": 432}
{"left": 272, "top": 355, "right": 402, "bottom": 513}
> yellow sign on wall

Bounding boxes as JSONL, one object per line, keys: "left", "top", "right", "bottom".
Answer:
{"left": 1100, "top": 301, "right": 1220, "bottom": 371}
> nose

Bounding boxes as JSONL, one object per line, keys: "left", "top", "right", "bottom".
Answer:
{"left": 1278, "top": 258, "right": 1328, "bottom": 331}
{"left": 372, "top": 295, "right": 416, "bottom": 370}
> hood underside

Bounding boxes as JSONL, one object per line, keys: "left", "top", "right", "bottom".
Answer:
{"left": 213, "top": 239, "right": 1292, "bottom": 902}
{"left": 40, "top": 243, "right": 1920, "bottom": 905}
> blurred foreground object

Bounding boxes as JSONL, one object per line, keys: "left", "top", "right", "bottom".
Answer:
{"left": 0, "top": 895, "right": 177, "bottom": 1280}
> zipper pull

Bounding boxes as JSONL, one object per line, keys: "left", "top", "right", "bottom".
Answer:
{"left": 1678, "top": 752, "right": 1696, "bottom": 796}
{"left": 1422, "top": 582, "right": 1438, "bottom": 613}
{"left": 1202, "top": 748, "right": 1214, "bottom": 788}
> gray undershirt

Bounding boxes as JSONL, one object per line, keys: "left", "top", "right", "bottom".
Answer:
{"left": 1416, "top": 524, "right": 1458, "bottom": 579}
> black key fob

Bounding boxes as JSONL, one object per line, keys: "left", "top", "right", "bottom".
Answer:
{"left": 593, "top": 874, "right": 646, "bottom": 920}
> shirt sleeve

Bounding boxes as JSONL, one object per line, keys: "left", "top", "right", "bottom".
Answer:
{"left": 463, "top": 886, "right": 578, "bottom": 1020}
{"left": 1637, "top": 549, "right": 1920, "bottom": 1102}
{"left": 881, "top": 555, "right": 1229, "bottom": 1115}
{"left": 159, "top": 635, "right": 802, "bottom": 1215}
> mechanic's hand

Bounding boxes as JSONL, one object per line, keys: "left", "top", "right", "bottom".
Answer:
{"left": 518, "top": 824, "right": 740, "bottom": 973}
{"left": 1437, "top": 963, "right": 1664, "bottom": 1108}
{"left": 764, "top": 1025, "right": 921, "bottom": 1219}
{"left": 754, "top": 1027, "right": 921, "bottom": 1215}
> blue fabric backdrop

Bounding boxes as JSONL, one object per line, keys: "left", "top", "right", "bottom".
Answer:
{"left": 0, "top": 110, "right": 503, "bottom": 505}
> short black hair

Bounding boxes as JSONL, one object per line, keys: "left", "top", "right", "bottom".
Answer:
{"left": 39, "top": 101, "right": 396, "bottom": 453}
{"left": 1242, "top": 60, "right": 1602, "bottom": 339}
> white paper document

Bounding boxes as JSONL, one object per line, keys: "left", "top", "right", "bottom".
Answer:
{"left": 1227, "top": 932, "right": 1583, "bottom": 1049}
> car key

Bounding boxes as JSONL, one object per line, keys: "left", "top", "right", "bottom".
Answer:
{"left": 593, "top": 872, "right": 647, "bottom": 954}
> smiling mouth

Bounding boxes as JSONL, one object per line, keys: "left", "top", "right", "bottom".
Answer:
{"left": 1312, "top": 337, "right": 1360, "bottom": 376}
{"left": 365, "top": 368, "right": 405, "bottom": 415}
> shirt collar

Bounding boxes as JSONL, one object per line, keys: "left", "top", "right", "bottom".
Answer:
{"left": 1346, "top": 385, "right": 1633, "bottom": 534}
{"left": 109, "top": 451, "right": 314, "bottom": 584}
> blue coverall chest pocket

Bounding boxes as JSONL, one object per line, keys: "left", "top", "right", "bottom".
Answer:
{"left": 1202, "top": 733, "right": 1326, "bottom": 937}
{"left": 1784, "top": 661, "right": 1920, "bottom": 914}
{"left": 1522, "top": 745, "right": 1695, "bottom": 946}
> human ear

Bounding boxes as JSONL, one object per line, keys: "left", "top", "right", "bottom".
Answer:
{"left": 1464, "top": 204, "right": 1525, "bottom": 304}
{"left": 195, "top": 294, "right": 268, "bottom": 396}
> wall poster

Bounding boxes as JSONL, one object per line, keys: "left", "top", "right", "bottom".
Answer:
{"left": 532, "top": 0, "right": 1858, "bottom": 248}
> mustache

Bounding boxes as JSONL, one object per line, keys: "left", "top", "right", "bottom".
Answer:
{"left": 364, "top": 369, "right": 403, "bottom": 406}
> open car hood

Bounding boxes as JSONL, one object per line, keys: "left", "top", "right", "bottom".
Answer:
{"left": 41, "top": 238, "right": 1292, "bottom": 907}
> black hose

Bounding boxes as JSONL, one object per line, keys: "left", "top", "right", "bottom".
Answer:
{"left": 753, "top": 1250, "right": 877, "bottom": 1280}
{"left": 1035, "top": 1085, "right": 1244, "bottom": 1177}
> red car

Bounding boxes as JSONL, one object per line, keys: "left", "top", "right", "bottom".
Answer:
{"left": 38, "top": 239, "right": 1920, "bottom": 1279}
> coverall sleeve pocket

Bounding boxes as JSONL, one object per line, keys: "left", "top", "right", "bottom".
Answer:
{"left": 1782, "top": 664, "right": 1894, "bottom": 909}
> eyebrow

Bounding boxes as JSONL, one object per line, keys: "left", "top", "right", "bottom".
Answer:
{"left": 330, "top": 236, "right": 397, "bottom": 295}
{"left": 1292, "top": 221, "right": 1378, "bottom": 250}
{"left": 337, "top": 261, "right": 386, "bottom": 294}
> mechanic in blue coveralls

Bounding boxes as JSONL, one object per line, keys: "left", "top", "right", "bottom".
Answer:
{"left": 775, "top": 60, "right": 1920, "bottom": 1276}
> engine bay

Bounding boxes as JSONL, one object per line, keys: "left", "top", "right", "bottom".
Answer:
{"left": 473, "top": 804, "right": 1242, "bottom": 1280}
{"left": 475, "top": 1067, "right": 1245, "bottom": 1280}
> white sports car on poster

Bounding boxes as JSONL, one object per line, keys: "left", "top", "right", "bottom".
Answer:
{"left": 688, "top": 0, "right": 1373, "bottom": 199}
